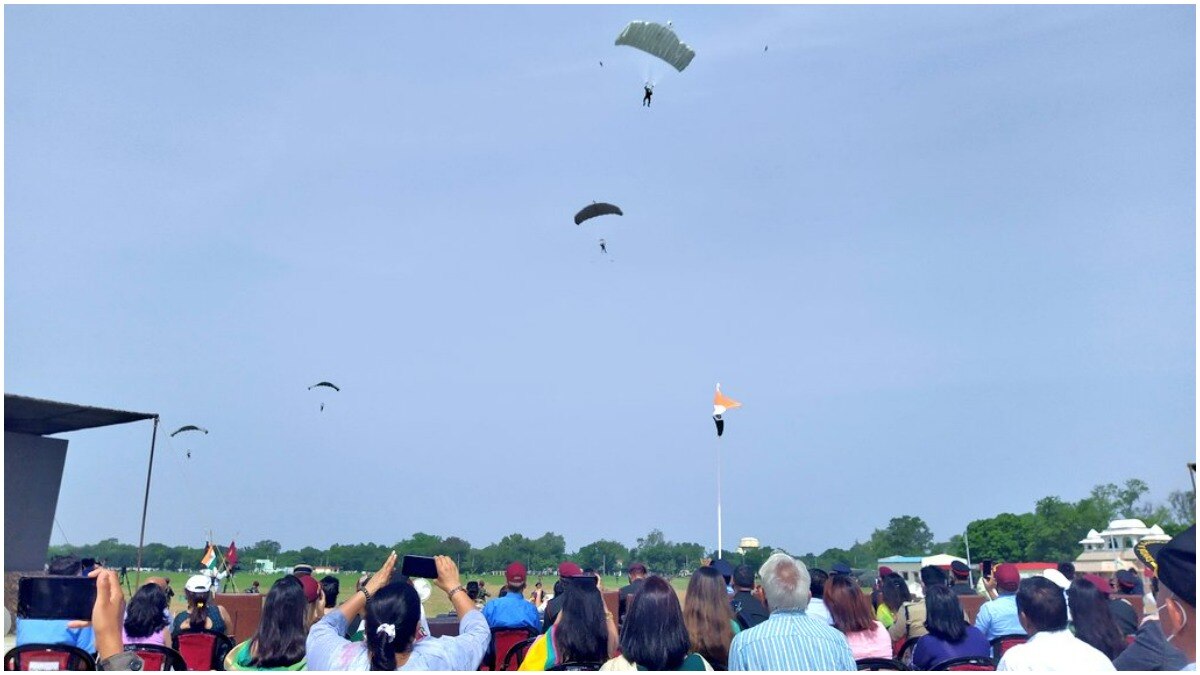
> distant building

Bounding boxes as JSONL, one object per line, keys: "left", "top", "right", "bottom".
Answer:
{"left": 877, "top": 554, "right": 969, "bottom": 598}
{"left": 314, "top": 565, "right": 341, "bottom": 575}
{"left": 253, "top": 559, "right": 277, "bottom": 574}
{"left": 1074, "top": 518, "right": 1170, "bottom": 574}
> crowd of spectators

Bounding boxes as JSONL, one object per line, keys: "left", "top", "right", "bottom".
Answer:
{"left": 11, "top": 524, "right": 1195, "bottom": 671}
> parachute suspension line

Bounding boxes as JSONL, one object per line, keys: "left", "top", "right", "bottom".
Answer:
{"left": 54, "top": 518, "right": 72, "bottom": 547}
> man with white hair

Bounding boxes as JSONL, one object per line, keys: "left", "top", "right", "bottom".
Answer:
{"left": 728, "top": 552, "right": 856, "bottom": 671}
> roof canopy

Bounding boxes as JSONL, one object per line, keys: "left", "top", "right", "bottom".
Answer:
{"left": 5, "top": 394, "right": 156, "bottom": 436}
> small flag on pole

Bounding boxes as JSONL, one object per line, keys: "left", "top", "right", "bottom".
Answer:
{"left": 201, "top": 543, "right": 217, "bottom": 570}
{"left": 226, "top": 541, "right": 239, "bottom": 568}
{"left": 713, "top": 383, "right": 741, "bottom": 437}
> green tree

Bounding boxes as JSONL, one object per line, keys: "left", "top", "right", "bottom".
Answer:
{"left": 966, "top": 513, "right": 1037, "bottom": 562}
{"left": 575, "top": 540, "right": 630, "bottom": 576}
{"left": 1167, "top": 489, "right": 1196, "bottom": 527}
{"left": 870, "top": 516, "right": 934, "bottom": 557}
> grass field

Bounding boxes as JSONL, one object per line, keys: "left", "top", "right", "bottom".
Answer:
{"left": 135, "top": 570, "right": 695, "bottom": 619}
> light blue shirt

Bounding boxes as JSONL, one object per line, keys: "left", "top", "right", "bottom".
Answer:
{"left": 728, "top": 609, "right": 856, "bottom": 671}
{"left": 482, "top": 592, "right": 539, "bottom": 633}
{"left": 16, "top": 618, "right": 96, "bottom": 653}
{"left": 806, "top": 598, "right": 835, "bottom": 626}
{"left": 306, "top": 609, "right": 490, "bottom": 671}
{"left": 974, "top": 593, "right": 1027, "bottom": 642}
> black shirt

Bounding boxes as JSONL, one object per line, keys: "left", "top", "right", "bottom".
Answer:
{"left": 951, "top": 582, "right": 976, "bottom": 597}
{"left": 542, "top": 594, "right": 565, "bottom": 633}
{"left": 1109, "top": 597, "right": 1139, "bottom": 636}
{"left": 730, "top": 590, "right": 769, "bottom": 629}
{"left": 618, "top": 578, "right": 646, "bottom": 621}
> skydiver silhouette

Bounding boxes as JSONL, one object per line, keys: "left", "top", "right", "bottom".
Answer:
{"left": 643, "top": 85, "right": 653, "bottom": 107}
{"left": 599, "top": 239, "right": 607, "bottom": 254}
{"left": 186, "top": 451, "right": 191, "bottom": 459}
{"left": 320, "top": 402, "right": 325, "bottom": 411}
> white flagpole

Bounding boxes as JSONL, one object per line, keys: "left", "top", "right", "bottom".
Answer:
{"left": 717, "top": 433, "right": 723, "bottom": 560}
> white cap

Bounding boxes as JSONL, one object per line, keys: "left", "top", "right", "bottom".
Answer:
{"left": 1042, "top": 569, "right": 1070, "bottom": 590}
{"left": 185, "top": 574, "right": 213, "bottom": 593}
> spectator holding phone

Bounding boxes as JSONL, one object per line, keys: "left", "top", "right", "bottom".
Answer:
{"left": 307, "top": 552, "right": 491, "bottom": 670}
{"left": 976, "top": 563, "right": 1027, "bottom": 642}
{"left": 15, "top": 555, "right": 96, "bottom": 653}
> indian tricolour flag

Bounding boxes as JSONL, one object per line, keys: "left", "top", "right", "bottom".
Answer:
{"left": 200, "top": 544, "right": 218, "bottom": 570}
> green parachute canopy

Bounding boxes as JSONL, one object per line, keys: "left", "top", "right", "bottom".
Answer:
{"left": 615, "top": 21, "right": 696, "bottom": 72}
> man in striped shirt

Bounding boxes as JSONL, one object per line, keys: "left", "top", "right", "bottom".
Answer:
{"left": 729, "top": 552, "right": 857, "bottom": 671}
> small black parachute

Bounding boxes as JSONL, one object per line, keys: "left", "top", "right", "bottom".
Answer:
{"left": 574, "top": 202, "right": 623, "bottom": 226}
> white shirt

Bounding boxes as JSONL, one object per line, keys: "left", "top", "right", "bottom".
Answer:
{"left": 805, "top": 598, "right": 834, "bottom": 626}
{"left": 997, "top": 629, "right": 1116, "bottom": 671}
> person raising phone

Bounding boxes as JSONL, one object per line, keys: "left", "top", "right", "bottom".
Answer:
{"left": 306, "top": 552, "right": 490, "bottom": 670}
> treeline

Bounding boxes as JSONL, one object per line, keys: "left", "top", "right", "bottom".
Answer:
{"left": 49, "top": 478, "right": 1193, "bottom": 575}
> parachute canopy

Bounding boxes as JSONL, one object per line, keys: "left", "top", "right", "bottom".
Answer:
{"left": 170, "top": 425, "right": 208, "bottom": 437}
{"left": 308, "top": 382, "right": 340, "bottom": 392}
{"left": 575, "top": 202, "right": 623, "bottom": 226}
{"left": 615, "top": 21, "right": 696, "bottom": 72}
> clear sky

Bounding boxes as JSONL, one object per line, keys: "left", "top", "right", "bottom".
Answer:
{"left": 6, "top": 4, "right": 1195, "bottom": 556}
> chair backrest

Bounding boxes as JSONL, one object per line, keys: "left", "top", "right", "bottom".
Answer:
{"left": 895, "top": 636, "right": 920, "bottom": 667}
{"left": 990, "top": 634, "right": 1027, "bottom": 660}
{"left": 601, "top": 591, "right": 619, "bottom": 624}
{"left": 174, "top": 628, "right": 235, "bottom": 670}
{"left": 933, "top": 656, "right": 996, "bottom": 671}
{"left": 124, "top": 644, "right": 188, "bottom": 671}
{"left": 502, "top": 636, "right": 538, "bottom": 672}
{"left": 488, "top": 629, "right": 537, "bottom": 671}
{"left": 3, "top": 644, "right": 96, "bottom": 671}
{"left": 958, "top": 595, "right": 986, "bottom": 623}
{"left": 547, "top": 661, "right": 604, "bottom": 671}
{"left": 856, "top": 657, "right": 908, "bottom": 671}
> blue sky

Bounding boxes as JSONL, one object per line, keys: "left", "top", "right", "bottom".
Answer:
{"left": 6, "top": 5, "right": 1195, "bottom": 556}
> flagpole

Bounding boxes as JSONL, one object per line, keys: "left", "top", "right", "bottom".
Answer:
{"left": 717, "top": 434, "right": 723, "bottom": 560}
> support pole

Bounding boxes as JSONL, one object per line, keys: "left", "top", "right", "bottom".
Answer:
{"left": 717, "top": 435, "right": 723, "bottom": 559}
{"left": 135, "top": 416, "right": 160, "bottom": 588}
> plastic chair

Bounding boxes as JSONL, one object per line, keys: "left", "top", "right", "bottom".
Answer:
{"left": 479, "top": 628, "right": 538, "bottom": 671}
{"left": 173, "top": 628, "right": 235, "bottom": 670}
{"left": 932, "top": 656, "right": 996, "bottom": 671}
{"left": 3, "top": 644, "right": 96, "bottom": 671}
{"left": 123, "top": 644, "right": 188, "bottom": 671}
{"left": 502, "top": 636, "right": 538, "bottom": 671}
{"left": 989, "top": 634, "right": 1027, "bottom": 660}
{"left": 856, "top": 657, "right": 907, "bottom": 671}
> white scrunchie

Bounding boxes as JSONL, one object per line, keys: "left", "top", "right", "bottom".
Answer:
{"left": 376, "top": 623, "right": 396, "bottom": 643}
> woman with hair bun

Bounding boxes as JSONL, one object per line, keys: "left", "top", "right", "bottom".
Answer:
{"left": 306, "top": 552, "right": 490, "bottom": 670}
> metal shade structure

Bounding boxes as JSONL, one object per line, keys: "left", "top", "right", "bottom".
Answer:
{"left": 4, "top": 394, "right": 158, "bottom": 579}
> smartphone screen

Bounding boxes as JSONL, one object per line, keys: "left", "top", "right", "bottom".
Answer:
{"left": 400, "top": 555, "right": 438, "bottom": 579}
{"left": 18, "top": 577, "right": 96, "bottom": 621}
{"left": 981, "top": 560, "right": 994, "bottom": 580}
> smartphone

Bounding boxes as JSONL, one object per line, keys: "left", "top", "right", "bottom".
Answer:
{"left": 981, "top": 560, "right": 994, "bottom": 580}
{"left": 400, "top": 555, "right": 438, "bottom": 580}
{"left": 18, "top": 577, "right": 96, "bottom": 621}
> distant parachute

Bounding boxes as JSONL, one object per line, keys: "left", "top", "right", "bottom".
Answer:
{"left": 615, "top": 21, "right": 695, "bottom": 72}
{"left": 170, "top": 425, "right": 208, "bottom": 437}
{"left": 575, "top": 202, "right": 624, "bottom": 226}
{"left": 308, "top": 382, "right": 340, "bottom": 392}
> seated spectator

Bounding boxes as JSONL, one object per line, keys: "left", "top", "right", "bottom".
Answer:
{"left": 1149, "top": 524, "right": 1195, "bottom": 669}
{"left": 950, "top": 561, "right": 976, "bottom": 597}
{"left": 619, "top": 563, "right": 648, "bottom": 623}
{"left": 975, "top": 563, "right": 1025, "bottom": 641}
{"left": 727, "top": 552, "right": 855, "bottom": 671}
{"left": 731, "top": 564, "right": 771, "bottom": 629}
{"left": 529, "top": 581, "right": 546, "bottom": 609}
{"left": 520, "top": 574, "right": 617, "bottom": 670}
{"left": 684, "top": 567, "right": 740, "bottom": 669}
{"left": 16, "top": 555, "right": 96, "bottom": 652}
{"left": 601, "top": 576, "right": 712, "bottom": 671}
{"left": 1116, "top": 569, "right": 1143, "bottom": 597}
{"left": 74, "top": 567, "right": 143, "bottom": 670}
{"left": 1057, "top": 562, "right": 1076, "bottom": 582}
{"left": 911, "top": 585, "right": 990, "bottom": 670}
{"left": 321, "top": 576, "right": 340, "bottom": 616}
{"left": 467, "top": 581, "right": 484, "bottom": 609}
{"left": 293, "top": 564, "right": 314, "bottom": 577}
{"left": 1068, "top": 577, "right": 1127, "bottom": 660}
{"left": 122, "top": 582, "right": 171, "bottom": 647}
{"left": 224, "top": 575, "right": 308, "bottom": 670}
{"left": 171, "top": 574, "right": 232, "bottom": 635}
{"left": 246, "top": 580, "right": 261, "bottom": 594}
{"left": 824, "top": 573, "right": 891, "bottom": 660}
{"left": 996, "top": 577, "right": 1114, "bottom": 671}
{"left": 889, "top": 565, "right": 947, "bottom": 643}
{"left": 542, "top": 562, "right": 583, "bottom": 632}
{"left": 483, "top": 562, "right": 540, "bottom": 633}
{"left": 878, "top": 573, "right": 910, "bottom": 630}
{"left": 870, "top": 566, "right": 892, "bottom": 612}
{"left": 1102, "top": 572, "right": 1140, "bottom": 636}
{"left": 296, "top": 574, "right": 325, "bottom": 630}
{"left": 709, "top": 559, "right": 735, "bottom": 596}
{"left": 307, "top": 552, "right": 490, "bottom": 670}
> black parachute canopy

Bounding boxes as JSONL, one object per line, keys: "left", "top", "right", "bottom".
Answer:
{"left": 574, "top": 202, "right": 623, "bottom": 226}
{"left": 308, "top": 382, "right": 340, "bottom": 392}
{"left": 170, "top": 425, "right": 208, "bottom": 437}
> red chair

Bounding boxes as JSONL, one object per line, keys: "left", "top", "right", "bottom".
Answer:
{"left": 173, "top": 628, "right": 235, "bottom": 670}
{"left": 502, "top": 636, "right": 538, "bottom": 671}
{"left": 989, "top": 634, "right": 1027, "bottom": 660}
{"left": 932, "top": 656, "right": 996, "bottom": 671}
{"left": 479, "top": 628, "right": 538, "bottom": 671}
{"left": 123, "top": 644, "right": 188, "bottom": 671}
{"left": 856, "top": 657, "right": 908, "bottom": 671}
{"left": 894, "top": 637, "right": 920, "bottom": 665}
{"left": 3, "top": 644, "right": 96, "bottom": 670}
